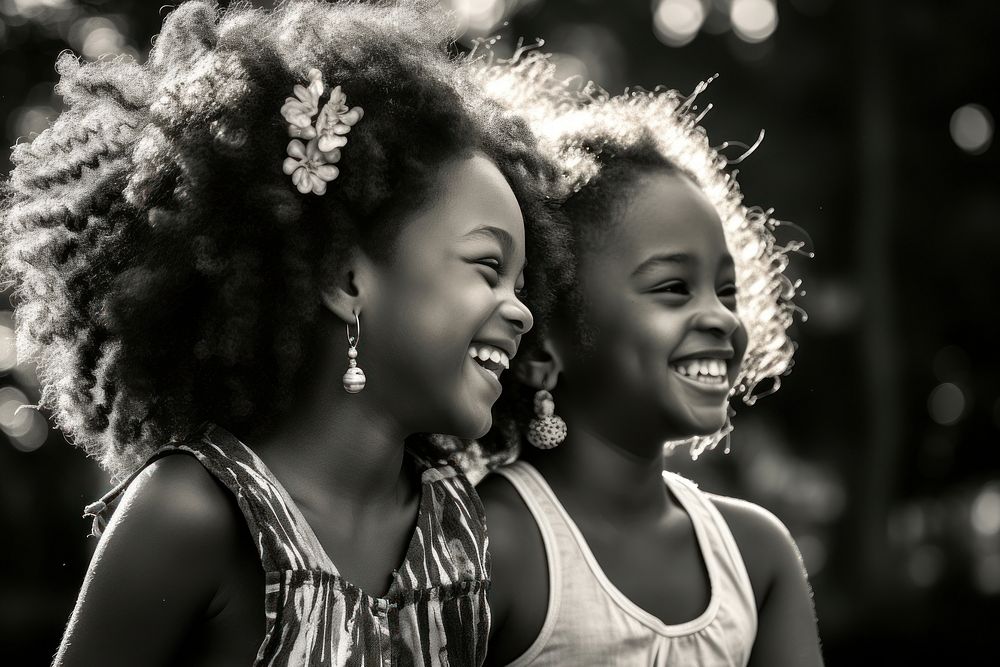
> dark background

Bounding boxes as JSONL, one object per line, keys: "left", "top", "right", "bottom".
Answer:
{"left": 1, "top": 0, "right": 998, "bottom": 663}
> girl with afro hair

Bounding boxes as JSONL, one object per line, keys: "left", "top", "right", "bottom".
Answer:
{"left": 471, "top": 59, "right": 824, "bottom": 666}
{"left": 1, "top": 2, "right": 564, "bottom": 664}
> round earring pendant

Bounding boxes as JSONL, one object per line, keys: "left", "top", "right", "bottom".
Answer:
{"left": 527, "top": 415, "right": 567, "bottom": 449}
{"left": 342, "top": 366, "right": 366, "bottom": 393}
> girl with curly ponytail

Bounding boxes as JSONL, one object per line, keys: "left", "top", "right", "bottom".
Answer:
{"left": 2, "top": 2, "right": 562, "bottom": 664}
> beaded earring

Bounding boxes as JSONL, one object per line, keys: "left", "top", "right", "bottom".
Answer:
{"left": 342, "top": 312, "right": 366, "bottom": 393}
{"left": 526, "top": 389, "right": 567, "bottom": 449}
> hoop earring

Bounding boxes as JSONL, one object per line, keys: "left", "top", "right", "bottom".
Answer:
{"left": 526, "top": 389, "right": 567, "bottom": 449}
{"left": 342, "top": 311, "right": 366, "bottom": 393}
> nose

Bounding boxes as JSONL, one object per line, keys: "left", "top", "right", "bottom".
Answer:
{"left": 693, "top": 296, "right": 742, "bottom": 338}
{"left": 500, "top": 293, "right": 534, "bottom": 335}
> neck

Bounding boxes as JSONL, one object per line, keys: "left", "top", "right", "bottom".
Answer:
{"left": 248, "top": 339, "right": 412, "bottom": 512}
{"left": 525, "top": 413, "right": 671, "bottom": 521}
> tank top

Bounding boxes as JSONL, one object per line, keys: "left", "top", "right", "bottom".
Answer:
{"left": 493, "top": 461, "right": 757, "bottom": 666}
{"left": 85, "top": 424, "right": 491, "bottom": 666}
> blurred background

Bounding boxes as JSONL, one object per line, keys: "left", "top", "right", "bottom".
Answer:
{"left": 1, "top": 0, "right": 997, "bottom": 663}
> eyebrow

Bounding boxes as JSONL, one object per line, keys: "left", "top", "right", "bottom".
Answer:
{"left": 630, "top": 252, "right": 735, "bottom": 279}
{"left": 463, "top": 225, "right": 516, "bottom": 258}
{"left": 630, "top": 253, "right": 692, "bottom": 278}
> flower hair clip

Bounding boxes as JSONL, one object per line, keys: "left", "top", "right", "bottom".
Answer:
{"left": 280, "top": 68, "right": 364, "bottom": 196}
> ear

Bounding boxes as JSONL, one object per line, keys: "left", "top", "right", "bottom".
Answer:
{"left": 514, "top": 338, "right": 564, "bottom": 391}
{"left": 319, "top": 250, "right": 376, "bottom": 324}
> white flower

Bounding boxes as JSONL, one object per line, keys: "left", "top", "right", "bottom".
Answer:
{"left": 315, "top": 86, "right": 365, "bottom": 152}
{"left": 279, "top": 68, "right": 324, "bottom": 130}
{"left": 279, "top": 69, "right": 363, "bottom": 195}
{"left": 282, "top": 138, "right": 341, "bottom": 196}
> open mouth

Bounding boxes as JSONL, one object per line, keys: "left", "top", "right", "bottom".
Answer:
{"left": 669, "top": 358, "right": 731, "bottom": 389}
{"left": 468, "top": 343, "right": 510, "bottom": 381}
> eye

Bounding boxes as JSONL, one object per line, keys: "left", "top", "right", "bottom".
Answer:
{"left": 473, "top": 257, "right": 502, "bottom": 285}
{"left": 649, "top": 280, "right": 689, "bottom": 296}
{"left": 717, "top": 283, "right": 738, "bottom": 303}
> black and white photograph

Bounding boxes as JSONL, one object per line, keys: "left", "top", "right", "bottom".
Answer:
{"left": 0, "top": 0, "right": 997, "bottom": 665}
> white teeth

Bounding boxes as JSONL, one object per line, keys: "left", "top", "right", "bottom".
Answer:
{"left": 670, "top": 358, "right": 728, "bottom": 383}
{"left": 469, "top": 344, "right": 511, "bottom": 371}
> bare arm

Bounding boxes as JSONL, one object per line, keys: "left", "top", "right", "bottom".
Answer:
{"left": 712, "top": 496, "right": 825, "bottom": 667}
{"left": 53, "top": 455, "right": 241, "bottom": 667}
{"left": 478, "top": 474, "right": 549, "bottom": 667}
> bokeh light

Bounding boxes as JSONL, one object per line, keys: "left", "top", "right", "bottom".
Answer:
{"left": 730, "top": 0, "right": 778, "bottom": 43}
{"left": 547, "top": 52, "right": 590, "bottom": 85}
{"left": 2, "top": 0, "right": 71, "bottom": 21}
{"left": 950, "top": 104, "right": 994, "bottom": 155}
{"left": 0, "top": 385, "right": 47, "bottom": 452}
{"left": 69, "top": 16, "right": 135, "bottom": 60}
{"left": 652, "top": 0, "right": 706, "bottom": 48}
{"left": 928, "top": 382, "right": 966, "bottom": 425}
{"left": 970, "top": 485, "right": 1000, "bottom": 537}
{"left": 444, "top": 0, "right": 508, "bottom": 35}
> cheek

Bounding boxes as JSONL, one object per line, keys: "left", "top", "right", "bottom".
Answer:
{"left": 379, "top": 265, "right": 492, "bottom": 364}
{"left": 578, "top": 301, "right": 679, "bottom": 388}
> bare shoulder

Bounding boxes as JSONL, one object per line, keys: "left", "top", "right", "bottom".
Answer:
{"left": 54, "top": 453, "right": 249, "bottom": 666}
{"left": 476, "top": 471, "right": 548, "bottom": 666}
{"left": 708, "top": 494, "right": 808, "bottom": 603}
{"left": 709, "top": 494, "right": 825, "bottom": 665}
{"left": 105, "top": 453, "right": 247, "bottom": 577}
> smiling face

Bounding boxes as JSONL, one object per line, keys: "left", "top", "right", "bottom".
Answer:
{"left": 555, "top": 168, "right": 747, "bottom": 445}
{"left": 360, "top": 151, "right": 533, "bottom": 439}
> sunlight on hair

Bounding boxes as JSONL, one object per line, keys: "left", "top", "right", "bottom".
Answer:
{"left": 0, "top": 312, "right": 17, "bottom": 373}
{"left": 471, "top": 52, "right": 803, "bottom": 459}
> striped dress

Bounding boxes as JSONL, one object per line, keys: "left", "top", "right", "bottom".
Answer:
{"left": 86, "top": 424, "right": 491, "bottom": 666}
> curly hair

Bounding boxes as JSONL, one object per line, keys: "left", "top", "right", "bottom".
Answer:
{"left": 470, "top": 54, "right": 803, "bottom": 465}
{"left": 0, "top": 1, "right": 563, "bottom": 479}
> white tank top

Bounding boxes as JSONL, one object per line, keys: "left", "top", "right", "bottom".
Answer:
{"left": 494, "top": 461, "right": 758, "bottom": 666}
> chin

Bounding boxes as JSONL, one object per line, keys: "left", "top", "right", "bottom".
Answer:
{"left": 448, "top": 408, "right": 493, "bottom": 440}
{"left": 659, "top": 402, "right": 728, "bottom": 438}
{"left": 685, "top": 410, "right": 729, "bottom": 436}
